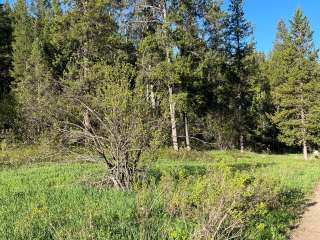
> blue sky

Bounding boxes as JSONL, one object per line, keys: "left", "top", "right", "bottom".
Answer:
{"left": 3, "top": 0, "right": 320, "bottom": 53}
{"left": 227, "top": 0, "right": 320, "bottom": 53}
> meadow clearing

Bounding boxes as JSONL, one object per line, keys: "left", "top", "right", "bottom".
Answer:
{"left": 0, "top": 146, "right": 319, "bottom": 240}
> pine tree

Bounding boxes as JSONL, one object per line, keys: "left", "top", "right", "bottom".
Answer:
{"left": 61, "top": 0, "right": 119, "bottom": 97}
{"left": 52, "top": 0, "right": 62, "bottom": 16}
{"left": 10, "top": 0, "right": 34, "bottom": 137}
{"left": 0, "top": 1, "right": 13, "bottom": 96}
{"left": 57, "top": 1, "right": 121, "bottom": 136}
{"left": 14, "top": 38, "right": 53, "bottom": 140}
{"left": 225, "top": 0, "right": 255, "bottom": 152}
{"left": 12, "top": 0, "right": 54, "bottom": 140}
{"left": 11, "top": 0, "right": 32, "bottom": 84}
{"left": 270, "top": 9, "right": 320, "bottom": 160}
{"left": 31, "top": 0, "right": 51, "bottom": 39}
{"left": 200, "top": 1, "right": 236, "bottom": 149}
{"left": 268, "top": 20, "right": 292, "bottom": 89}
{"left": 173, "top": 0, "right": 209, "bottom": 151}
{"left": 47, "top": 0, "right": 68, "bottom": 83}
{"left": 204, "top": 0, "right": 226, "bottom": 52}
{"left": 249, "top": 52, "right": 275, "bottom": 151}
{"left": 274, "top": 19, "right": 290, "bottom": 51}
{"left": 0, "top": 2, "right": 16, "bottom": 130}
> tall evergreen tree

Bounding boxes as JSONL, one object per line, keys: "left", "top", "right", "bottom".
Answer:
{"left": 274, "top": 19, "right": 290, "bottom": 51}
{"left": 200, "top": 1, "right": 236, "bottom": 149}
{"left": 204, "top": 0, "right": 226, "bottom": 52}
{"left": 249, "top": 52, "right": 275, "bottom": 151}
{"left": 225, "top": 0, "right": 255, "bottom": 152}
{"left": 0, "top": 1, "right": 13, "bottom": 96}
{"left": 11, "top": 0, "right": 32, "bottom": 84}
{"left": 10, "top": 0, "right": 34, "bottom": 138}
{"left": 61, "top": 0, "right": 119, "bottom": 97}
{"left": 171, "top": 0, "right": 211, "bottom": 151}
{"left": 0, "top": 2, "right": 16, "bottom": 130}
{"left": 268, "top": 19, "right": 292, "bottom": 89}
{"left": 270, "top": 9, "right": 320, "bottom": 160}
{"left": 11, "top": 0, "right": 54, "bottom": 140}
{"left": 15, "top": 38, "right": 53, "bottom": 140}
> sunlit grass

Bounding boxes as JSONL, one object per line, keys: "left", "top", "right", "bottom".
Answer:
{"left": 0, "top": 148, "right": 319, "bottom": 239}
{"left": 157, "top": 150, "right": 320, "bottom": 193}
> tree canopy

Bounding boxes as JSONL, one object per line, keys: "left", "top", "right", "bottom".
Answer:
{"left": 0, "top": 0, "right": 320, "bottom": 187}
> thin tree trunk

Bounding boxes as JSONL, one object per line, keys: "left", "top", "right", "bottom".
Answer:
{"left": 147, "top": 65, "right": 156, "bottom": 109}
{"left": 164, "top": 21, "right": 179, "bottom": 151}
{"left": 184, "top": 113, "right": 191, "bottom": 151}
{"left": 303, "top": 140, "right": 308, "bottom": 160}
{"left": 150, "top": 84, "right": 156, "bottom": 109}
{"left": 238, "top": 88, "right": 244, "bottom": 153}
{"left": 146, "top": 83, "right": 149, "bottom": 99}
{"left": 169, "top": 86, "right": 179, "bottom": 151}
{"left": 240, "top": 134, "right": 244, "bottom": 153}
{"left": 37, "top": 76, "right": 41, "bottom": 135}
{"left": 301, "top": 112, "right": 308, "bottom": 160}
{"left": 301, "top": 102, "right": 308, "bottom": 160}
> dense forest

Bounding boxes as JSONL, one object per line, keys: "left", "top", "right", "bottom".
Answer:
{"left": 2, "top": 1, "right": 320, "bottom": 239}
{"left": 1, "top": 0, "right": 320, "bottom": 185}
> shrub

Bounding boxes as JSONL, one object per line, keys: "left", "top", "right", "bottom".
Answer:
{"left": 64, "top": 63, "right": 163, "bottom": 190}
{"left": 135, "top": 164, "right": 305, "bottom": 239}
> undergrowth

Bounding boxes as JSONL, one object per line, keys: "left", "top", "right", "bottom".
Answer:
{"left": 0, "top": 147, "right": 319, "bottom": 239}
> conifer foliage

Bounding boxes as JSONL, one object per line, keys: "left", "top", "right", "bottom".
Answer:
{"left": 1, "top": 0, "right": 320, "bottom": 187}
{"left": 269, "top": 9, "right": 320, "bottom": 160}
{"left": 0, "top": 1, "right": 12, "bottom": 96}
{"left": 0, "top": 1, "right": 15, "bottom": 130}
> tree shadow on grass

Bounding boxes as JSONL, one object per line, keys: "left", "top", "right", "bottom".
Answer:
{"left": 289, "top": 198, "right": 319, "bottom": 231}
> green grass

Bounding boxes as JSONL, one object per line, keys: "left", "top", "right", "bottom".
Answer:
{"left": 0, "top": 163, "right": 141, "bottom": 239}
{"left": 0, "top": 149, "right": 319, "bottom": 239}
{"left": 158, "top": 150, "right": 320, "bottom": 193}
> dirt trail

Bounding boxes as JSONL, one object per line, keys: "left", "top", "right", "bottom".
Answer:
{"left": 291, "top": 185, "right": 320, "bottom": 240}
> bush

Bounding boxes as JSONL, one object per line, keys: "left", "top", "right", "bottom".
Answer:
{"left": 135, "top": 164, "right": 305, "bottom": 239}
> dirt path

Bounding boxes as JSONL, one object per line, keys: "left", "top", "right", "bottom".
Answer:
{"left": 291, "top": 185, "right": 320, "bottom": 240}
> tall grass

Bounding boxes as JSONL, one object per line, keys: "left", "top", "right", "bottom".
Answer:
{"left": 0, "top": 148, "right": 319, "bottom": 239}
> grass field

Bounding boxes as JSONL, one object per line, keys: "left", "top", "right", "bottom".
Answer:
{"left": 157, "top": 150, "right": 320, "bottom": 193}
{"left": 0, "top": 148, "right": 319, "bottom": 239}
